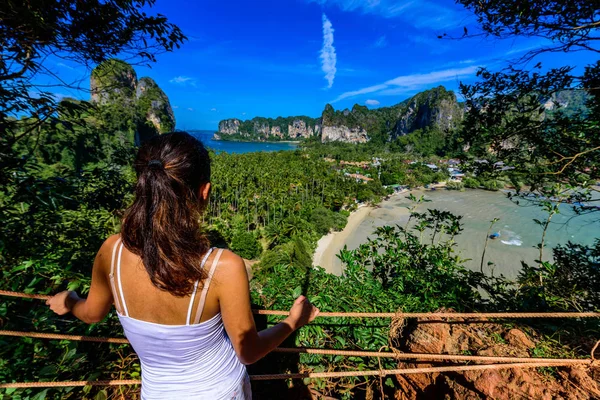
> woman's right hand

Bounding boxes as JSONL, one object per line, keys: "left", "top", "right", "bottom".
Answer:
{"left": 286, "top": 295, "right": 319, "bottom": 330}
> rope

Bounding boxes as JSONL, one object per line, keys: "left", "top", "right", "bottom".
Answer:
{"left": 0, "top": 330, "right": 129, "bottom": 344}
{"left": 3, "top": 290, "right": 600, "bottom": 319}
{"left": 0, "top": 290, "right": 51, "bottom": 300}
{"left": 1, "top": 361, "right": 597, "bottom": 388}
{"left": 250, "top": 361, "right": 597, "bottom": 380}
{"left": 253, "top": 309, "right": 600, "bottom": 319}
{"left": 1, "top": 330, "right": 595, "bottom": 366}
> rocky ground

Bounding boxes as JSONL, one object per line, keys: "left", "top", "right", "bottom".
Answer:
{"left": 391, "top": 312, "right": 600, "bottom": 399}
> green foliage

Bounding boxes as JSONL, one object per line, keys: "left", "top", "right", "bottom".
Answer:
{"left": 394, "top": 127, "right": 448, "bottom": 156}
{"left": 446, "top": 180, "right": 465, "bottom": 191}
{"left": 463, "top": 177, "right": 480, "bottom": 188}
{"left": 2, "top": 1, "right": 600, "bottom": 397}
{"left": 309, "top": 207, "right": 347, "bottom": 236}
{"left": 1, "top": 0, "right": 185, "bottom": 165}
{"left": 481, "top": 179, "right": 501, "bottom": 191}
{"left": 230, "top": 231, "right": 262, "bottom": 260}
{"left": 252, "top": 210, "right": 481, "bottom": 398}
{"left": 206, "top": 149, "right": 387, "bottom": 252}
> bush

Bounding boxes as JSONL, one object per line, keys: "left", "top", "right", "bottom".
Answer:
{"left": 482, "top": 179, "right": 501, "bottom": 191}
{"left": 230, "top": 231, "right": 262, "bottom": 259}
{"left": 463, "top": 177, "right": 480, "bottom": 188}
{"left": 310, "top": 207, "right": 348, "bottom": 236}
{"left": 446, "top": 180, "right": 465, "bottom": 191}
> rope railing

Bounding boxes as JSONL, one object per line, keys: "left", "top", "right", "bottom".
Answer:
{"left": 3, "top": 289, "right": 600, "bottom": 319}
{"left": 2, "top": 329, "right": 595, "bottom": 365}
{"left": 1, "top": 361, "right": 598, "bottom": 389}
{"left": 1, "top": 288, "right": 599, "bottom": 389}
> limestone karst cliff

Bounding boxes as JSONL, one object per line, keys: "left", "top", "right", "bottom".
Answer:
{"left": 392, "top": 87, "right": 463, "bottom": 137}
{"left": 91, "top": 59, "right": 175, "bottom": 142}
{"left": 321, "top": 86, "right": 463, "bottom": 143}
{"left": 216, "top": 86, "right": 464, "bottom": 144}
{"left": 216, "top": 116, "right": 320, "bottom": 141}
{"left": 136, "top": 77, "right": 175, "bottom": 135}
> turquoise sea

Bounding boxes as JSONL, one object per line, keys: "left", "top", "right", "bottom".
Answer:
{"left": 189, "top": 130, "right": 299, "bottom": 154}
{"left": 329, "top": 189, "right": 599, "bottom": 279}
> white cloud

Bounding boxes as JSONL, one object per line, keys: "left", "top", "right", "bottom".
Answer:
{"left": 242, "top": 112, "right": 247, "bottom": 115}
{"left": 365, "top": 99, "right": 380, "bottom": 106}
{"left": 384, "top": 66, "right": 478, "bottom": 86}
{"left": 320, "top": 14, "right": 337, "bottom": 89}
{"left": 187, "top": 107, "right": 194, "bottom": 111}
{"left": 332, "top": 83, "right": 388, "bottom": 102}
{"left": 210, "top": 108, "right": 217, "bottom": 112}
{"left": 56, "top": 62, "right": 74, "bottom": 70}
{"left": 173, "top": 105, "right": 179, "bottom": 109}
{"left": 170, "top": 76, "right": 197, "bottom": 87}
{"left": 307, "top": 0, "right": 466, "bottom": 29}
{"left": 333, "top": 65, "right": 479, "bottom": 102}
{"left": 374, "top": 35, "right": 388, "bottom": 48}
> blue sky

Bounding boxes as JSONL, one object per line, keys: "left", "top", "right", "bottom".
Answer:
{"left": 43, "top": 0, "right": 596, "bottom": 130}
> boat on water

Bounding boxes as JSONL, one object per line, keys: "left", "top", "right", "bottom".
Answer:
{"left": 489, "top": 232, "right": 501, "bottom": 239}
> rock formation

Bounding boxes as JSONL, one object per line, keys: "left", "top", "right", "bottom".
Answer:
{"left": 392, "top": 87, "right": 463, "bottom": 137}
{"left": 90, "top": 59, "right": 175, "bottom": 142}
{"left": 288, "top": 119, "right": 313, "bottom": 139}
{"left": 320, "top": 86, "right": 464, "bottom": 143}
{"left": 216, "top": 116, "right": 320, "bottom": 141}
{"left": 321, "top": 125, "right": 368, "bottom": 143}
{"left": 90, "top": 59, "right": 137, "bottom": 105}
{"left": 270, "top": 126, "right": 283, "bottom": 139}
{"left": 136, "top": 77, "right": 175, "bottom": 134}
{"left": 216, "top": 86, "right": 467, "bottom": 143}
{"left": 391, "top": 311, "right": 600, "bottom": 399}
{"left": 218, "top": 119, "right": 242, "bottom": 135}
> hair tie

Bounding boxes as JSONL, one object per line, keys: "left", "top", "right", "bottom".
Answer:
{"left": 148, "top": 159, "right": 163, "bottom": 168}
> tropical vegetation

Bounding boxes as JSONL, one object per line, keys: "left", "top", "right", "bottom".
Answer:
{"left": 1, "top": 0, "right": 599, "bottom": 399}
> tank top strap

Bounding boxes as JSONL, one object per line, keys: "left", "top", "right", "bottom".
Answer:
{"left": 116, "top": 241, "right": 129, "bottom": 317}
{"left": 185, "top": 247, "right": 215, "bottom": 326}
{"left": 109, "top": 237, "right": 124, "bottom": 315}
{"left": 192, "top": 248, "right": 224, "bottom": 325}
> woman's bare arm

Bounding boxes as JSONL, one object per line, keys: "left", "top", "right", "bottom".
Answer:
{"left": 47, "top": 237, "right": 115, "bottom": 323}
{"left": 218, "top": 251, "right": 318, "bottom": 365}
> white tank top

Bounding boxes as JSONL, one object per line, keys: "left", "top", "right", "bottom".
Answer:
{"left": 109, "top": 239, "right": 248, "bottom": 399}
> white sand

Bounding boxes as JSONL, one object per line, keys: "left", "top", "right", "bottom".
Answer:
{"left": 312, "top": 205, "right": 374, "bottom": 275}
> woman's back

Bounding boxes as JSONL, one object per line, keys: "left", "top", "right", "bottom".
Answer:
{"left": 47, "top": 132, "right": 317, "bottom": 400}
{"left": 109, "top": 237, "right": 248, "bottom": 399}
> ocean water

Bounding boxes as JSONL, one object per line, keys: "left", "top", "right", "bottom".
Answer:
{"left": 336, "top": 189, "right": 599, "bottom": 279}
{"left": 189, "top": 130, "right": 299, "bottom": 154}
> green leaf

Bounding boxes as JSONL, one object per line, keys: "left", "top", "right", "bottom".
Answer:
{"left": 31, "top": 389, "right": 49, "bottom": 400}
{"left": 292, "top": 285, "right": 302, "bottom": 298}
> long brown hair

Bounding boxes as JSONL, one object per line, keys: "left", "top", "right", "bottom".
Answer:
{"left": 121, "top": 132, "right": 211, "bottom": 296}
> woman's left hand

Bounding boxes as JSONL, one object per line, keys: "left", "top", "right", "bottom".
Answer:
{"left": 46, "top": 291, "right": 79, "bottom": 315}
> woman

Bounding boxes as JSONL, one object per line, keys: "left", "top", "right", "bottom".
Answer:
{"left": 47, "top": 132, "right": 319, "bottom": 399}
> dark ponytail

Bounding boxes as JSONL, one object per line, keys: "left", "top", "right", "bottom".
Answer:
{"left": 121, "top": 132, "right": 211, "bottom": 296}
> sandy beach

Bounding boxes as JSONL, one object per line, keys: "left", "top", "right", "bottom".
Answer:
{"left": 312, "top": 187, "right": 598, "bottom": 279}
{"left": 312, "top": 204, "right": 374, "bottom": 275}
{"left": 313, "top": 191, "right": 415, "bottom": 274}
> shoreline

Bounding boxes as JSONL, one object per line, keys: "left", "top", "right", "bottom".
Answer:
{"left": 312, "top": 188, "right": 415, "bottom": 274}
{"left": 312, "top": 204, "right": 375, "bottom": 275}
{"left": 211, "top": 136, "right": 302, "bottom": 144}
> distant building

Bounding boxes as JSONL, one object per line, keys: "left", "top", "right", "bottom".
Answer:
{"left": 345, "top": 172, "right": 373, "bottom": 183}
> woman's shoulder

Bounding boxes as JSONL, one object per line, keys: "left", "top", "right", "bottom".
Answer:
{"left": 212, "top": 249, "right": 248, "bottom": 280}
{"left": 93, "top": 234, "right": 122, "bottom": 271}
{"left": 100, "top": 234, "right": 122, "bottom": 254}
